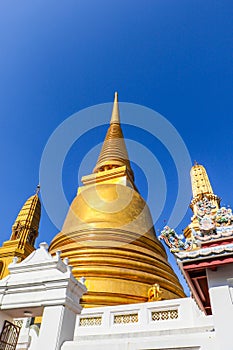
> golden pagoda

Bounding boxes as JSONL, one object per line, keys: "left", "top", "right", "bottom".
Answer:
{"left": 184, "top": 162, "right": 220, "bottom": 238}
{"left": 0, "top": 187, "right": 41, "bottom": 278}
{"left": 49, "top": 93, "right": 185, "bottom": 307}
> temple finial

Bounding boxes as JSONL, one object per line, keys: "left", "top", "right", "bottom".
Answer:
{"left": 114, "top": 91, "right": 118, "bottom": 101}
{"left": 93, "top": 92, "right": 134, "bottom": 180}
{"left": 110, "top": 91, "right": 120, "bottom": 124}
{"left": 190, "top": 163, "right": 213, "bottom": 198}
{"left": 36, "top": 184, "right": 40, "bottom": 195}
{"left": 187, "top": 163, "right": 221, "bottom": 236}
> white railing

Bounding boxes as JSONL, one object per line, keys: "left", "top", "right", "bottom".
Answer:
{"left": 75, "top": 297, "right": 213, "bottom": 339}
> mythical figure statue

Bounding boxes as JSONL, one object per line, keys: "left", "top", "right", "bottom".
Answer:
{"left": 148, "top": 283, "right": 162, "bottom": 302}
{"left": 159, "top": 225, "right": 200, "bottom": 252}
{"left": 215, "top": 207, "right": 233, "bottom": 226}
{"left": 159, "top": 226, "right": 190, "bottom": 252}
{"left": 11, "top": 221, "right": 24, "bottom": 240}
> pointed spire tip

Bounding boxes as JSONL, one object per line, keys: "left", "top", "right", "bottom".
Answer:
{"left": 36, "top": 184, "right": 40, "bottom": 195}
{"left": 114, "top": 91, "right": 118, "bottom": 102}
{"left": 110, "top": 91, "right": 120, "bottom": 124}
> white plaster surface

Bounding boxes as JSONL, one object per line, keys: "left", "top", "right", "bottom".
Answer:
{"left": 36, "top": 305, "right": 77, "bottom": 350}
{"left": 0, "top": 243, "right": 86, "bottom": 350}
{"left": 207, "top": 264, "right": 233, "bottom": 350}
{"left": 62, "top": 298, "right": 215, "bottom": 350}
{"left": 0, "top": 243, "right": 86, "bottom": 317}
{"left": 0, "top": 310, "right": 12, "bottom": 333}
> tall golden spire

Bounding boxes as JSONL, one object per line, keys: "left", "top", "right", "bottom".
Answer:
{"left": 0, "top": 188, "right": 41, "bottom": 279}
{"left": 110, "top": 91, "right": 120, "bottom": 124}
{"left": 93, "top": 92, "right": 134, "bottom": 180}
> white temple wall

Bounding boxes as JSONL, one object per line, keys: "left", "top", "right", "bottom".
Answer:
{"left": 62, "top": 297, "right": 215, "bottom": 350}
{"left": 37, "top": 305, "right": 77, "bottom": 350}
{"left": 0, "top": 243, "right": 86, "bottom": 350}
{"left": 207, "top": 263, "right": 233, "bottom": 350}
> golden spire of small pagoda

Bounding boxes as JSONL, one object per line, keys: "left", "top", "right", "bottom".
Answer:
{"left": 93, "top": 92, "right": 134, "bottom": 181}
{"left": 183, "top": 162, "right": 220, "bottom": 238}
{"left": 0, "top": 187, "right": 41, "bottom": 279}
{"left": 190, "top": 162, "right": 220, "bottom": 206}
{"left": 190, "top": 162, "right": 214, "bottom": 198}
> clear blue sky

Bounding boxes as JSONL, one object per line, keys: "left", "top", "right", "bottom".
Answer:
{"left": 0, "top": 1, "right": 232, "bottom": 292}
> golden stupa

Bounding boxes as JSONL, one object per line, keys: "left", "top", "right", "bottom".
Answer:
{"left": 0, "top": 187, "right": 41, "bottom": 279}
{"left": 49, "top": 93, "right": 185, "bottom": 307}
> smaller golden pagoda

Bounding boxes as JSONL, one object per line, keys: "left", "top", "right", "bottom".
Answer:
{"left": 0, "top": 187, "right": 41, "bottom": 278}
{"left": 160, "top": 162, "right": 233, "bottom": 253}
{"left": 164, "top": 163, "right": 233, "bottom": 315}
{"left": 184, "top": 163, "right": 220, "bottom": 238}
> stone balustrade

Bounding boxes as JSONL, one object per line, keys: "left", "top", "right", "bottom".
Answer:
{"left": 74, "top": 297, "right": 214, "bottom": 340}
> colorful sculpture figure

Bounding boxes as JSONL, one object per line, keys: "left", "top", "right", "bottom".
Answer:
{"left": 216, "top": 207, "right": 233, "bottom": 226}
{"left": 159, "top": 225, "right": 200, "bottom": 252}
{"left": 195, "top": 197, "right": 216, "bottom": 234}
{"left": 159, "top": 226, "right": 188, "bottom": 252}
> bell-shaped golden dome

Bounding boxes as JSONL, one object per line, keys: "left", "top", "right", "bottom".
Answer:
{"left": 49, "top": 93, "right": 185, "bottom": 307}
{"left": 50, "top": 181, "right": 185, "bottom": 306}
